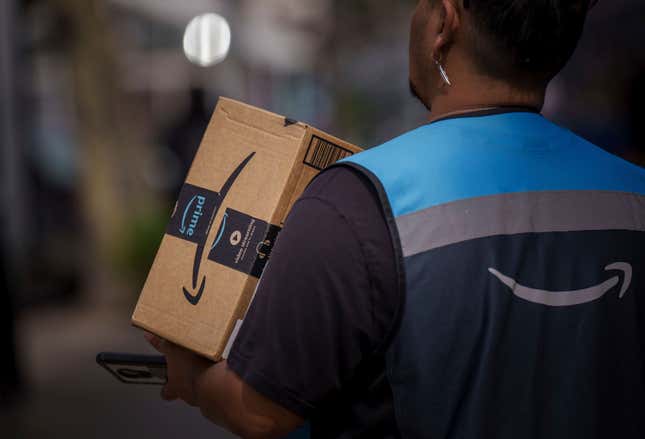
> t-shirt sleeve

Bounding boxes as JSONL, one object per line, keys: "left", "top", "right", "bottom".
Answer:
{"left": 226, "top": 166, "right": 397, "bottom": 418}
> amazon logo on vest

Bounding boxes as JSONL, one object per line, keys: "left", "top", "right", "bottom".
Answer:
{"left": 489, "top": 262, "right": 633, "bottom": 307}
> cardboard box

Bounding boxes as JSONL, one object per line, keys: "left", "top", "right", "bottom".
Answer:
{"left": 132, "top": 97, "right": 362, "bottom": 360}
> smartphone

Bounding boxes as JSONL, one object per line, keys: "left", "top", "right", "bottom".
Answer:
{"left": 96, "top": 352, "right": 167, "bottom": 385}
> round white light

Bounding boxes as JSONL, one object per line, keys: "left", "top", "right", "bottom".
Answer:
{"left": 182, "top": 13, "right": 231, "bottom": 67}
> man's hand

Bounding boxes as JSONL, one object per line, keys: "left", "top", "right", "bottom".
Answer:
{"left": 144, "top": 332, "right": 210, "bottom": 405}
{"left": 144, "top": 332, "right": 304, "bottom": 439}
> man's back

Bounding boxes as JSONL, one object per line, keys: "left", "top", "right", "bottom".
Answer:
{"left": 340, "top": 110, "right": 645, "bottom": 438}
{"left": 147, "top": 3, "right": 645, "bottom": 438}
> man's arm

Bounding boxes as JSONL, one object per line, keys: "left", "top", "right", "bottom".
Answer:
{"left": 146, "top": 166, "right": 398, "bottom": 437}
{"left": 145, "top": 333, "right": 304, "bottom": 439}
{"left": 196, "top": 360, "right": 304, "bottom": 438}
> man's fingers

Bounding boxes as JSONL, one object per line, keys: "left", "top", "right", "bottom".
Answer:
{"left": 161, "top": 385, "right": 178, "bottom": 401}
{"left": 144, "top": 334, "right": 201, "bottom": 405}
{"left": 144, "top": 332, "right": 167, "bottom": 353}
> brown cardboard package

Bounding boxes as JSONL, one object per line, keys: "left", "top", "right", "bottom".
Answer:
{"left": 132, "top": 97, "right": 363, "bottom": 360}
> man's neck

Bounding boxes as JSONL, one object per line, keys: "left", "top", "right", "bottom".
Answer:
{"left": 427, "top": 75, "right": 545, "bottom": 123}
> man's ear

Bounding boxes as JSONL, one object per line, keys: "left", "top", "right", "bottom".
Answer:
{"left": 432, "top": 0, "right": 461, "bottom": 60}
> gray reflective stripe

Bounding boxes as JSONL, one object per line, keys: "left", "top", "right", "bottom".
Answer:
{"left": 396, "top": 191, "right": 645, "bottom": 257}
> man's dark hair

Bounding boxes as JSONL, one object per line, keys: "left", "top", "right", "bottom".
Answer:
{"left": 463, "top": 0, "right": 596, "bottom": 86}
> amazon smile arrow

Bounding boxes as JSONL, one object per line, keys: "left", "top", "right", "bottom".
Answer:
{"left": 489, "top": 262, "right": 632, "bottom": 307}
{"left": 182, "top": 152, "right": 256, "bottom": 306}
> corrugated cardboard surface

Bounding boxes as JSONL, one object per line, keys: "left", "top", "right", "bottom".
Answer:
{"left": 132, "top": 98, "right": 362, "bottom": 360}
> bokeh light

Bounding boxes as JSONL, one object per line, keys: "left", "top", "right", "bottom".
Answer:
{"left": 182, "top": 13, "right": 231, "bottom": 67}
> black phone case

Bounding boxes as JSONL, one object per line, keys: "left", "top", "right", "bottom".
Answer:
{"left": 96, "top": 352, "right": 167, "bottom": 385}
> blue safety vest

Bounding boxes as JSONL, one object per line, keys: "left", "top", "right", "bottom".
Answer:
{"left": 333, "top": 111, "right": 645, "bottom": 438}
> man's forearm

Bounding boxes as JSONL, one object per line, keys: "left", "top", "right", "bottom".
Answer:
{"left": 144, "top": 333, "right": 303, "bottom": 438}
{"left": 194, "top": 360, "right": 303, "bottom": 439}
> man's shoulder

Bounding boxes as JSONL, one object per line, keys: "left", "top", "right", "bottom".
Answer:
{"left": 301, "top": 164, "right": 382, "bottom": 211}
{"left": 338, "top": 126, "right": 431, "bottom": 169}
{"left": 338, "top": 117, "right": 645, "bottom": 218}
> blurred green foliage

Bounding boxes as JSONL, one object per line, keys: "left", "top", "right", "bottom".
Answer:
{"left": 112, "top": 204, "right": 172, "bottom": 289}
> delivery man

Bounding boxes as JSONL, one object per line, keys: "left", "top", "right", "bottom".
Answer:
{"left": 146, "top": 0, "right": 645, "bottom": 437}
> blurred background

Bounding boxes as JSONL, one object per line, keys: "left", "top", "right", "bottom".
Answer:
{"left": 0, "top": 0, "right": 643, "bottom": 437}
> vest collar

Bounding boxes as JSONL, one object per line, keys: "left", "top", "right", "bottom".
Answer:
{"left": 430, "top": 106, "right": 541, "bottom": 125}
